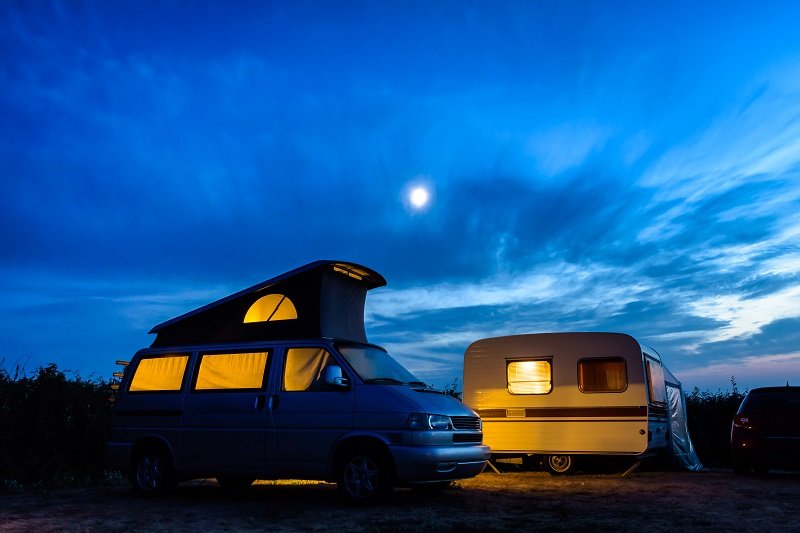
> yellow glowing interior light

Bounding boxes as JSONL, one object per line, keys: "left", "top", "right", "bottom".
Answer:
{"left": 507, "top": 360, "right": 552, "bottom": 394}
{"left": 195, "top": 352, "right": 269, "bottom": 390}
{"left": 244, "top": 294, "right": 298, "bottom": 323}
{"left": 333, "top": 265, "right": 364, "bottom": 280}
{"left": 129, "top": 355, "right": 189, "bottom": 392}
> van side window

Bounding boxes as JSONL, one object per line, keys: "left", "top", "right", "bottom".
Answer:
{"left": 578, "top": 358, "right": 627, "bottom": 393}
{"left": 283, "top": 348, "right": 335, "bottom": 391}
{"left": 507, "top": 360, "right": 552, "bottom": 394}
{"left": 129, "top": 355, "right": 189, "bottom": 392}
{"left": 194, "top": 352, "right": 270, "bottom": 390}
{"left": 645, "top": 359, "right": 667, "bottom": 405}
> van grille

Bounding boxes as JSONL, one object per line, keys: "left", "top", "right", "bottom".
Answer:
{"left": 451, "top": 416, "right": 481, "bottom": 431}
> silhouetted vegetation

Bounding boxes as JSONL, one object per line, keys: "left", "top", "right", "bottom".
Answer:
{"left": 685, "top": 378, "right": 746, "bottom": 468}
{"left": 0, "top": 362, "right": 113, "bottom": 490}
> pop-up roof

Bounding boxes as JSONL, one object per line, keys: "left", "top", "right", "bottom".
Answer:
{"left": 149, "top": 260, "right": 386, "bottom": 347}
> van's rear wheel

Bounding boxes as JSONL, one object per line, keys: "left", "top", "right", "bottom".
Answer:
{"left": 545, "top": 454, "right": 575, "bottom": 475}
{"left": 338, "top": 448, "right": 393, "bottom": 504}
{"left": 130, "top": 448, "right": 174, "bottom": 495}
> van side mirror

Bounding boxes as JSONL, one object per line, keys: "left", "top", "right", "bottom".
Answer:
{"left": 322, "top": 365, "right": 349, "bottom": 389}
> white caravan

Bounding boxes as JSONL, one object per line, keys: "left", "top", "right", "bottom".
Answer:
{"left": 462, "top": 332, "right": 686, "bottom": 474}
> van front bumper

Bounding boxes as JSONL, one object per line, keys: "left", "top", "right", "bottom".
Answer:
{"left": 389, "top": 444, "right": 490, "bottom": 483}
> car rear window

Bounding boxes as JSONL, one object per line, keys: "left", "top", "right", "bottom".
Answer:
{"left": 740, "top": 389, "right": 800, "bottom": 412}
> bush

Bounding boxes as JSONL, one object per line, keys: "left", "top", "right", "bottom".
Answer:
{"left": 685, "top": 378, "right": 746, "bottom": 468}
{"left": 0, "top": 362, "right": 113, "bottom": 488}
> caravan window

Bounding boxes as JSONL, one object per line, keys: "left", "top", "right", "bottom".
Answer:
{"left": 507, "top": 360, "right": 552, "bottom": 394}
{"left": 129, "top": 354, "right": 189, "bottom": 392}
{"left": 645, "top": 358, "right": 667, "bottom": 405}
{"left": 578, "top": 358, "right": 627, "bottom": 393}
{"left": 194, "top": 352, "right": 270, "bottom": 391}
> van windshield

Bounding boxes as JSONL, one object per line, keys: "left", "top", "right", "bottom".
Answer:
{"left": 336, "top": 343, "right": 422, "bottom": 385}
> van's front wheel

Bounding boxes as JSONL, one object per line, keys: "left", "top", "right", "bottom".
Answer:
{"left": 545, "top": 454, "right": 575, "bottom": 475}
{"left": 338, "top": 448, "right": 393, "bottom": 504}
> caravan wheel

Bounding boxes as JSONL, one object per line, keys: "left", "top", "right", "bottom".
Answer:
{"left": 545, "top": 454, "right": 575, "bottom": 475}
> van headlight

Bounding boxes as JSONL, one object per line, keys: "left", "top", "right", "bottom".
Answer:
{"left": 407, "top": 413, "right": 453, "bottom": 430}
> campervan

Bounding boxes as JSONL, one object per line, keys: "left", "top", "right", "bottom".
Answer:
{"left": 462, "top": 332, "right": 687, "bottom": 474}
{"left": 106, "top": 261, "right": 489, "bottom": 502}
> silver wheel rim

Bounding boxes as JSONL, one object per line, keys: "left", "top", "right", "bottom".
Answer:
{"left": 549, "top": 455, "right": 572, "bottom": 473}
{"left": 343, "top": 456, "right": 379, "bottom": 499}
{"left": 136, "top": 455, "right": 164, "bottom": 491}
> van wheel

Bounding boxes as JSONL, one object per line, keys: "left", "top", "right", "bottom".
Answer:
{"left": 545, "top": 454, "right": 575, "bottom": 475}
{"left": 338, "top": 448, "right": 393, "bottom": 504}
{"left": 217, "top": 477, "right": 255, "bottom": 489}
{"left": 130, "top": 448, "right": 174, "bottom": 495}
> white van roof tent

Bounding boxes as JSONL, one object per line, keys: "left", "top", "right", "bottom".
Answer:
{"left": 149, "top": 260, "right": 386, "bottom": 347}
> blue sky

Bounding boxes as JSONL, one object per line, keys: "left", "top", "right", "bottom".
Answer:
{"left": 1, "top": 1, "right": 799, "bottom": 391}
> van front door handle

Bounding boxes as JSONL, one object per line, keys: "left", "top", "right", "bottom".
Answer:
{"left": 255, "top": 394, "right": 266, "bottom": 410}
{"left": 268, "top": 394, "right": 279, "bottom": 410}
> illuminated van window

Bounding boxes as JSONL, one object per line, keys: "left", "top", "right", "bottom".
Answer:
{"left": 129, "top": 355, "right": 189, "bottom": 392}
{"left": 195, "top": 352, "right": 269, "bottom": 390}
{"left": 243, "top": 294, "right": 298, "bottom": 323}
{"left": 579, "top": 358, "right": 627, "bottom": 392}
{"left": 507, "top": 360, "right": 552, "bottom": 394}
{"left": 284, "top": 348, "right": 334, "bottom": 391}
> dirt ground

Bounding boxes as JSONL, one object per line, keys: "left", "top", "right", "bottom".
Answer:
{"left": 2, "top": 468, "right": 799, "bottom": 532}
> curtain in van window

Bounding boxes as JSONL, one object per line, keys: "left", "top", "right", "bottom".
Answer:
{"left": 129, "top": 355, "right": 189, "bottom": 392}
{"left": 195, "top": 352, "right": 269, "bottom": 390}
{"left": 284, "top": 348, "right": 332, "bottom": 391}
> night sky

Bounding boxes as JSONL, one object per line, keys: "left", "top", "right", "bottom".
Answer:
{"left": 2, "top": 1, "right": 799, "bottom": 391}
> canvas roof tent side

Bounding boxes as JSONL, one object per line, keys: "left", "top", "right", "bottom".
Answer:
{"left": 148, "top": 260, "right": 386, "bottom": 347}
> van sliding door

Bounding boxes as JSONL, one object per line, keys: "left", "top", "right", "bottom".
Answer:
{"left": 180, "top": 351, "right": 274, "bottom": 475}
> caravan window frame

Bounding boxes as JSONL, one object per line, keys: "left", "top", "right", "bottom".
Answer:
{"left": 577, "top": 357, "right": 628, "bottom": 393}
{"left": 506, "top": 358, "right": 553, "bottom": 395}
{"left": 644, "top": 354, "right": 667, "bottom": 406}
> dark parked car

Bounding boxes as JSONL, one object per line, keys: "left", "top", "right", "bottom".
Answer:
{"left": 731, "top": 386, "right": 800, "bottom": 474}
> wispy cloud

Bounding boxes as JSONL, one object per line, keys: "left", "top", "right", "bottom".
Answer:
{"left": 689, "top": 285, "right": 800, "bottom": 344}
{"left": 676, "top": 351, "right": 800, "bottom": 388}
{"left": 526, "top": 122, "right": 611, "bottom": 177}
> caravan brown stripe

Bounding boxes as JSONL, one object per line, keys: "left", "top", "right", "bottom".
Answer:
{"left": 477, "top": 406, "right": 647, "bottom": 418}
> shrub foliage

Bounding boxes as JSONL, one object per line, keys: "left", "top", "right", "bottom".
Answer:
{"left": 0, "top": 363, "right": 113, "bottom": 486}
{"left": 684, "top": 379, "right": 745, "bottom": 468}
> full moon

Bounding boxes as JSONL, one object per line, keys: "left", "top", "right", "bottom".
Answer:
{"left": 409, "top": 186, "right": 430, "bottom": 208}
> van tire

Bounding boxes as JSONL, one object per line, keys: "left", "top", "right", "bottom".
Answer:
{"left": 545, "top": 454, "right": 575, "bottom": 475}
{"left": 129, "top": 447, "right": 175, "bottom": 496}
{"left": 337, "top": 447, "right": 393, "bottom": 504}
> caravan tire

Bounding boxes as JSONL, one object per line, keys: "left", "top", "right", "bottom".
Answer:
{"left": 545, "top": 454, "right": 575, "bottom": 475}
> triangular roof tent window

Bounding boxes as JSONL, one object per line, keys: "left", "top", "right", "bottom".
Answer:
{"left": 149, "top": 261, "right": 386, "bottom": 347}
